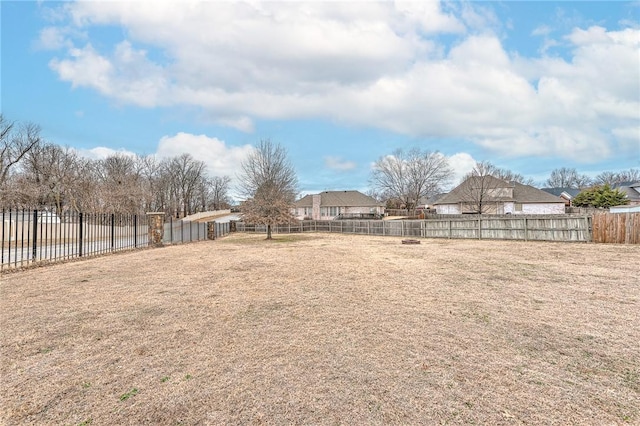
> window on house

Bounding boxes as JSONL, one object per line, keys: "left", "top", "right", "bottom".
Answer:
{"left": 515, "top": 203, "right": 523, "bottom": 211}
{"left": 329, "top": 206, "right": 338, "bottom": 216}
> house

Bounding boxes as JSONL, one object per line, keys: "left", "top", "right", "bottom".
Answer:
{"left": 541, "top": 187, "right": 582, "bottom": 207}
{"left": 614, "top": 181, "right": 640, "bottom": 205}
{"left": 417, "top": 193, "right": 446, "bottom": 211}
{"left": 434, "top": 176, "right": 566, "bottom": 215}
{"left": 293, "top": 190, "right": 384, "bottom": 220}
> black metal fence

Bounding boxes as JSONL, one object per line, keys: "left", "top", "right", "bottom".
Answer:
{"left": 1, "top": 209, "right": 149, "bottom": 271}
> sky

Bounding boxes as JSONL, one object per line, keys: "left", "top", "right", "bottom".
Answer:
{"left": 2, "top": 1, "right": 639, "bottom": 198}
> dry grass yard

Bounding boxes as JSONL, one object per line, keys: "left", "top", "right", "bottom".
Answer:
{"left": 1, "top": 233, "right": 639, "bottom": 425}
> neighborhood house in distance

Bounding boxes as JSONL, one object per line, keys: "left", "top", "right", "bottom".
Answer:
{"left": 434, "top": 176, "right": 566, "bottom": 215}
{"left": 539, "top": 187, "right": 582, "bottom": 207}
{"left": 293, "top": 190, "right": 384, "bottom": 220}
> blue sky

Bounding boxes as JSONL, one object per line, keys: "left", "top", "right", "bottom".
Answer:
{"left": 2, "top": 1, "right": 639, "bottom": 197}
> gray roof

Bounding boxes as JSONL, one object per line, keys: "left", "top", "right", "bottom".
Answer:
{"left": 295, "top": 190, "right": 382, "bottom": 208}
{"left": 418, "top": 193, "right": 446, "bottom": 206}
{"left": 435, "top": 176, "right": 563, "bottom": 205}
{"left": 541, "top": 187, "right": 582, "bottom": 198}
{"left": 616, "top": 183, "right": 640, "bottom": 201}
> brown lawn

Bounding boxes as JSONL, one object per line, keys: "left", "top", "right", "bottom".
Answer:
{"left": 1, "top": 233, "right": 639, "bottom": 425}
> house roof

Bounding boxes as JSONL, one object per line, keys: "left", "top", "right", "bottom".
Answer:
{"left": 294, "top": 190, "right": 382, "bottom": 208}
{"left": 541, "top": 187, "right": 582, "bottom": 198}
{"left": 615, "top": 181, "right": 640, "bottom": 200}
{"left": 515, "top": 182, "right": 565, "bottom": 203}
{"left": 435, "top": 176, "right": 563, "bottom": 205}
{"left": 418, "top": 193, "right": 446, "bottom": 207}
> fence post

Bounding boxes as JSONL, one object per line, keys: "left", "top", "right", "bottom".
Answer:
{"left": 478, "top": 216, "right": 481, "bottom": 239}
{"left": 110, "top": 213, "right": 115, "bottom": 250}
{"left": 134, "top": 215, "right": 138, "bottom": 248}
{"left": 146, "top": 212, "right": 165, "bottom": 247}
{"left": 523, "top": 217, "right": 528, "bottom": 241}
{"left": 79, "top": 212, "right": 84, "bottom": 257}
{"left": 448, "top": 219, "right": 452, "bottom": 239}
{"left": 32, "top": 210, "right": 38, "bottom": 260}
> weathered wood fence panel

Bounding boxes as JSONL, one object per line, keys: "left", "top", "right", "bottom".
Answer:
{"left": 592, "top": 213, "right": 640, "bottom": 244}
{"left": 236, "top": 215, "right": 593, "bottom": 242}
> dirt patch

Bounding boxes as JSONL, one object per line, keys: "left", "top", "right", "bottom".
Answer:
{"left": 1, "top": 233, "right": 639, "bottom": 425}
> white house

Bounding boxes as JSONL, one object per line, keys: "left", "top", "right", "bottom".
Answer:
{"left": 293, "top": 190, "right": 384, "bottom": 220}
{"left": 434, "top": 176, "right": 566, "bottom": 215}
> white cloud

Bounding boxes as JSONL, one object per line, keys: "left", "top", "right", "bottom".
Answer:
{"left": 531, "top": 24, "right": 552, "bottom": 37}
{"left": 324, "top": 156, "right": 357, "bottom": 171}
{"left": 49, "top": 41, "right": 168, "bottom": 107}
{"left": 394, "top": 1, "right": 465, "bottom": 33}
{"left": 76, "top": 146, "right": 137, "bottom": 160}
{"left": 36, "top": 27, "right": 69, "bottom": 50}
{"left": 45, "top": 3, "right": 639, "bottom": 163}
{"left": 156, "top": 132, "right": 253, "bottom": 180}
{"left": 446, "top": 152, "right": 477, "bottom": 186}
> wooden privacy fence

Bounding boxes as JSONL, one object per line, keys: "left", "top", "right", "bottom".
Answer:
{"left": 592, "top": 213, "right": 640, "bottom": 244}
{"left": 236, "top": 215, "right": 592, "bottom": 242}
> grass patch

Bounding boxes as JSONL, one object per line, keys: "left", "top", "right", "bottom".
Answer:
{"left": 119, "top": 388, "right": 139, "bottom": 402}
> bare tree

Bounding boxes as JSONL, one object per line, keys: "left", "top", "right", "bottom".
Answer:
{"left": 493, "top": 168, "right": 535, "bottom": 186}
{"left": 0, "top": 115, "right": 42, "bottom": 201}
{"left": 370, "top": 148, "right": 452, "bottom": 214}
{"left": 459, "top": 161, "right": 512, "bottom": 214}
{"left": 136, "top": 154, "right": 163, "bottom": 212}
{"left": 594, "top": 168, "right": 640, "bottom": 186}
{"left": 95, "top": 154, "right": 145, "bottom": 213}
{"left": 18, "top": 142, "right": 83, "bottom": 212}
{"left": 209, "top": 176, "right": 232, "bottom": 210}
{"left": 166, "top": 154, "right": 207, "bottom": 217}
{"left": 545, "top": 167, "right": 592, "bottom": 189}
{"left": 237, "top": 139, "right": 298, "bottom": 239}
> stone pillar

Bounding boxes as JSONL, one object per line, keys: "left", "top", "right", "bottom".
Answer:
{"left": 146, "top": 212, "right": 165, "bottom": 247}
{"left": 207, "top": 221, "right": 216, "bottom": 240}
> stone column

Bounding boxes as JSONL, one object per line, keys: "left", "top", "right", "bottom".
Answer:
{"left": 207, "top": 221, "right": 216, "bottom": 240}
{"left": 146, "top": 212, "right": 165, "bottom": 247}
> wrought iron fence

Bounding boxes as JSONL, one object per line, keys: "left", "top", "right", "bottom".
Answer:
{"left": 1, "top": 209, "right": 149, "bottom": 271}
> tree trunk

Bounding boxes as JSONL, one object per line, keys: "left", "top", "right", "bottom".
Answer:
{"left": 266, "top": 224, "right": 272, "bottom": 240}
